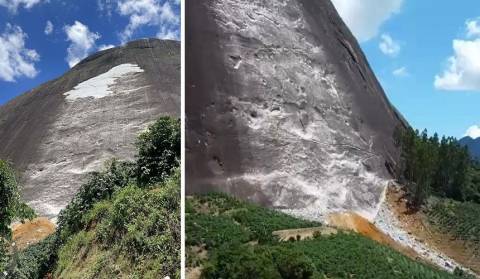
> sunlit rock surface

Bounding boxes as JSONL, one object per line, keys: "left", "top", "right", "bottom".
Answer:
{"left": 0, "top": 39, "right": 180, "bottom": 219}
{"left": 186, "top": 0, "right": 407, "bottom": 221}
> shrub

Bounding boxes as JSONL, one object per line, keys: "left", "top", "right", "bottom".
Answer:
{"left": 57, "top": 168, "right": 181, "bottom": 278}
{"left": 5, "top": 235, "right": 57, "bottom": 279}
{"left": 136, "top": 117, "right": 180, "bottom": 186}
{"left": 0, "top": 160, "right": 35, "bottom": 272}
{"left": 57, "top": 160, "right": 134, "bottom": 242}
{"left": 0, "top": 161, "right": 35, "bottom": 238}
{"left": 273, "top": 247, "right": 318, "bottom": 279}
{"left": 202, "top": 245, "right": 280, "bottom": 279}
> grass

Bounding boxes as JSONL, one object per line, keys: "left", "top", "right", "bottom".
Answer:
{"left": 54, "top": 171, "right": 180, "bottom": 279}
{"left": 187, "top": 193, "right": 464, "bottom": 279}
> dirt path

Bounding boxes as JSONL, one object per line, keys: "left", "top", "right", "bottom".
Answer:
{"left": 12, "top": 217, "right": 56, "bottom": 250}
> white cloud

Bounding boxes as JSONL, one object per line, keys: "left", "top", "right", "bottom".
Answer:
{"left": 97, "top": 0, "right": 114, "bottom": 17}
{"left": 44, "top": 20, "right": 53, "bottom": 35}
{"left": 434, "top": 18, "right": 480, "bottom": 91}
{"left": 379, "top": 33, "right": 400, "bottom": 57}
{"left": 0, "top": 24, "right": 39, "bottom": 82}
{"left": 466, "top": 18, "right": 480, "bottom": 38}
{"left": 434, "top": 38, "right": 480, "bottom": 91}
{"left": 464, "top": 125, "right": 480, "bottom": 139}
{"left": 393, "top": 66, "right": 408, "bottom": 77}
{"left": 331, "top": 0, "right": 403, "bottom": 42}
{"left": 157, "top": 26, "right": 176, "bottom": 40}
{"left": 115, "top": 0, "right": 179, "bottom": 43}
{"left": 0, "top": 0, "right": 41, "bottom": 13}
{"left": 98, "top": 44, "right": 114, "bottom": 51}
{"left": 64, "top": 21, "right": 100, "bottom": 68}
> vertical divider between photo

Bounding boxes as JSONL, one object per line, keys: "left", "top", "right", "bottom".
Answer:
{"left": 180, "top": 0, "right": 186, "bottom": 278}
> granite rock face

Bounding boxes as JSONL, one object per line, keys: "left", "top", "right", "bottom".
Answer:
{"left": 186, "top": 0, "right": 407, "bottom": 220}
{"left": 0, "top": 38, "right": 180, "bottom": 219}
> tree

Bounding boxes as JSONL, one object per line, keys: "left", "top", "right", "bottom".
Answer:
{"left": 395, "top": 126, "right": 480, "bottom": 207}
{"left": 0, "top": 160, "right": 35, "bottom": 271}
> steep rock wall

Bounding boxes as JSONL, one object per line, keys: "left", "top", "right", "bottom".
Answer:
{"left": 186, "top": 0, "right": 407, "bottom": 220}
{"left": 0, "top": 39, "right": 180, "bottom": 219}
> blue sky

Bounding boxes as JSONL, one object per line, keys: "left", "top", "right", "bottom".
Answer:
{"left": 332, "top": 0, "right": 480, "bottom": 139}
{"left": 1, "top": 0, "right": 479, "bottom": 140}
{"left": 0, "top": 0, "right": 179, "bottom": 105}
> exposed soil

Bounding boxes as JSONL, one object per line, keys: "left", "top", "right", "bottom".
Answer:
{"left": 186, "top": 267, "right": 202, "bottom": 279}
{"left": 12, "top": 217, "right": 56, "bottom": 250}
{"left": 386, "top": 186, "right": 480, "bottom": 274}
{"left": 186, "top": 245, "right": 208, "bottom": 279}
{"left": 327, "top": 212, "right": 421, "bottom": 262}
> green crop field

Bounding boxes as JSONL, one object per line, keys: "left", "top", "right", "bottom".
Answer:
{"left": 186, "top": 193, "right": 466, "bottom": 279}
{"left": 427, "top": 199, "right": 480, "bottom": 253}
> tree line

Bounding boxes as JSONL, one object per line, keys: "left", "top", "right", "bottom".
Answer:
{"left": 395, "top": 127, "right": 480, "bottom": 208}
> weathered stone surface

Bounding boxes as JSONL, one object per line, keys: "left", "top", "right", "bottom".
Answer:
{"left": 186, "top": 0, "right": 407, "bottom": 221}
{"left": 0, "top": 38, "right": 180, "bottom": 219}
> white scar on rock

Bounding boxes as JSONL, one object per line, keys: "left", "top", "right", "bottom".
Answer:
{"left": 64, "top": 63, "right": 145, "bottom": 100}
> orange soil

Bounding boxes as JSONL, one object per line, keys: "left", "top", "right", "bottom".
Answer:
{"left": 12, "top": 217, "right": 56, "bottom": 250}
{"left": 386, "top": 186, "right": 480, "bottom": 274}
{"left": 328, "top": 212, "right": 420, "bottom": 261}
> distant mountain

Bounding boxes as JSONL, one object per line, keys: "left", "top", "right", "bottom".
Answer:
{"left": 459, "top": 136, "right": 480, "bottom": 160}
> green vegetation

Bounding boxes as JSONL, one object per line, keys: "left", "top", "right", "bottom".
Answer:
{"left": 136, "top": 116, "right": 180, "bottom": 186}
{"left": 5, "top": 235, "right": 56, "bottom": 278}
{"left": 54, "top": 170, "right": 180, "bottom": 279}
{"left": 187, "top": 193, "right": 461, "bottom": 279}
{"left": 395, "top": 127, "right": 480, "bottom": 207}
{"left": 4, "top": 117, "right": 180, "bottom": 279}
{"left": 0, "top": 160, "right": 35, "bottom": 271}
{"left": 395, "top": 127, "right": 480, "bottom": 271}
{"left": 426, "top": 198, "right": 480, "bottom": 252}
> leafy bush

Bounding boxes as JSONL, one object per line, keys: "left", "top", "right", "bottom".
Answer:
{"left": 57, "top": 160, "right": 134, "bottom": 242}
{"left": 55, "top": 169, "right": 180, "bottom": 279}
{"left": 202, "top": 245, "right": 281, "bottom": 279}
{"left": 273, "top": 247, "right": 318, "bottom": 279}
{"left": 5, "top": 235, "right": 57, "bottom": 279}
{"left": 96, "top": 170, "right": 180, "bottom": 260}
{"left": 0, "top": 160, "right": 35, "bottom": 272}
{"left": 203, "top": 245, "right": 321, "bottom": 279}
{"left": 136, "top": 117, "right": 180, "bottom": 186}
{"left": 0, "top": 161, "right": 35, "bottom": 238}
{"left": 186, "top": 213, "right": 251, "bottom": 248}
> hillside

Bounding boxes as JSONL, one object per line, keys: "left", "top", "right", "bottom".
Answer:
{"left": 2, "top": 117, "right": 180, "bottom": 279}
{"left": 186, "top": 193, "right": 466, "bottom": 279}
